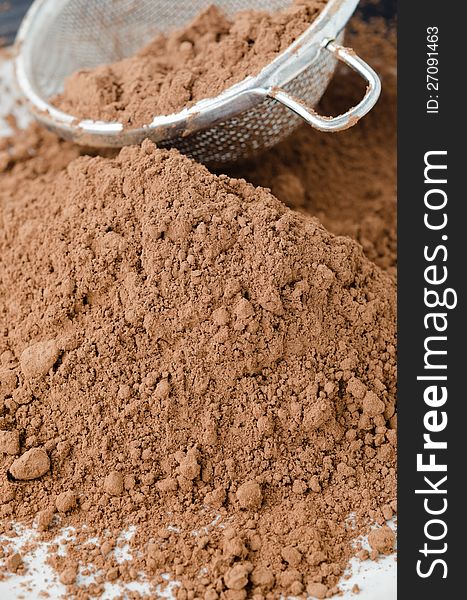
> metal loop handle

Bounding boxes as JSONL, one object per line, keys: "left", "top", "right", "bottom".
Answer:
{"left": 267, "top": 40, "right": 382, "bottom": 132}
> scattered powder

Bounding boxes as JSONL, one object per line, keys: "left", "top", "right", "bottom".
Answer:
{"left": 0, "top": 13, "right": 397, "bottom": 599}
{"left": 53, "top": 1, "right": 327, "bottom": 126}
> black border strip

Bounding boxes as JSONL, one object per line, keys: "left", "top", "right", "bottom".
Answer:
{"left": 398, "top": 0, "right": 464, "bottom": 596}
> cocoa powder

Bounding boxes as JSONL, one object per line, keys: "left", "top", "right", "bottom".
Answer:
{"left": 228, "top": 17, "right": 397, "bottom": 275}
{"left": 0, "top": 12, "right": 397, "bottom": 600}
{"left": 54, "top": 1, "right": 326, "bottom": 126}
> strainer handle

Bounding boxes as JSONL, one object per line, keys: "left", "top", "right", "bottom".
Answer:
{"left": 267, "top": 40, "right": 381, "bottom": 132}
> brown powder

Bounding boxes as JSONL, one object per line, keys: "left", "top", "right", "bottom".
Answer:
{"left": 8, "top": 448, "right": 50, "bottom": 481}
{"left": 368, "top": 526, "right": 396, "bottom": 556}
{"left": 1, "top": 141, "right": 396, "bottom": 596}
{"left": 228, "top": 17, "right": 397, "bottom": 275}
{"left": 0, "top": 13, "right": 397, "bottom": 599}
{"left": 54, "top": 1, "right": 327, "bottom": 126}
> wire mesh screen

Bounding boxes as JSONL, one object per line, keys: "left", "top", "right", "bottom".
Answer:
{"left": 28, "top": 0, "right": 292, "bottom": 97}
{"left": 159, "top": 33, "right": 342, "bottom": 165}
{"left": 19, "top": 0, "right": 348, "bottom": 165}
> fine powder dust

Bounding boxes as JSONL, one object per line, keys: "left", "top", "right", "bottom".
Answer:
{"left": 53, "top": 0, "right": 327, "bottom": 126}
{"left": 0, "top": 14, "right": 396, "bottom": 600}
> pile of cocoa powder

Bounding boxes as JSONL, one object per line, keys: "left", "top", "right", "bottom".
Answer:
{"left": 0, "top": 12, "right": 396, "bottom": 600}
{"left": 54, "top": 0, "right": 326, "bottom": 126}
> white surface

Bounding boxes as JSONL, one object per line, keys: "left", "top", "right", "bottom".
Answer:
{"left": 0, "top": 521, "right": 397, "bottom": 600}
{"left": 0, "top": 51, "right": 396, "bottom": 600}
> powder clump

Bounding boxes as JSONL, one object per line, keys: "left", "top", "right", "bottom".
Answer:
{"left": 363, "top": 390, "right": 386, "bottom": 416}
{"left": 6, "top": 552, "right": 23, "bottom": 573}
{"left": 236, "top": 481, "right": 262, "bottom": 510}
{"left": 8, "top": 448, "right": 50, "bottom": 481}
{"left": 368, "top": 526, "right": 396, "bottom": 555}
{"left": 103, "top": 471, "right": 124, "bottom": 497}
{"left": 55, "top": 491, "right": 78, "bottom": 513}
{"left": 307, "top": 582, "right": 329, "bottom": 599}
{"left": 20, "top": 339, "right": 60, "bottom": 379}
{"left": 59, "top": 565, "right": 78, "bottom": 586}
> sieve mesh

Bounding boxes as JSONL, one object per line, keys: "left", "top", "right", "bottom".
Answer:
{"left": 16, "top": 0, "right": 360, "bottom": 165}
{"left": 28, "top": 0, "right": 292, "bottom": 98}
{"left": 159, "top": 36, "right": 342, "bottom": 166}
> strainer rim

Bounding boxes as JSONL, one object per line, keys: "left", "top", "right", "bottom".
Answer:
{"left": 14, "top": 0, "right": 359, "bottom": 144}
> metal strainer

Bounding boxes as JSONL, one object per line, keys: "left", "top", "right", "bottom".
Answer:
{"left": 15, "top": 0, "right": 381, "bottom": 165}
